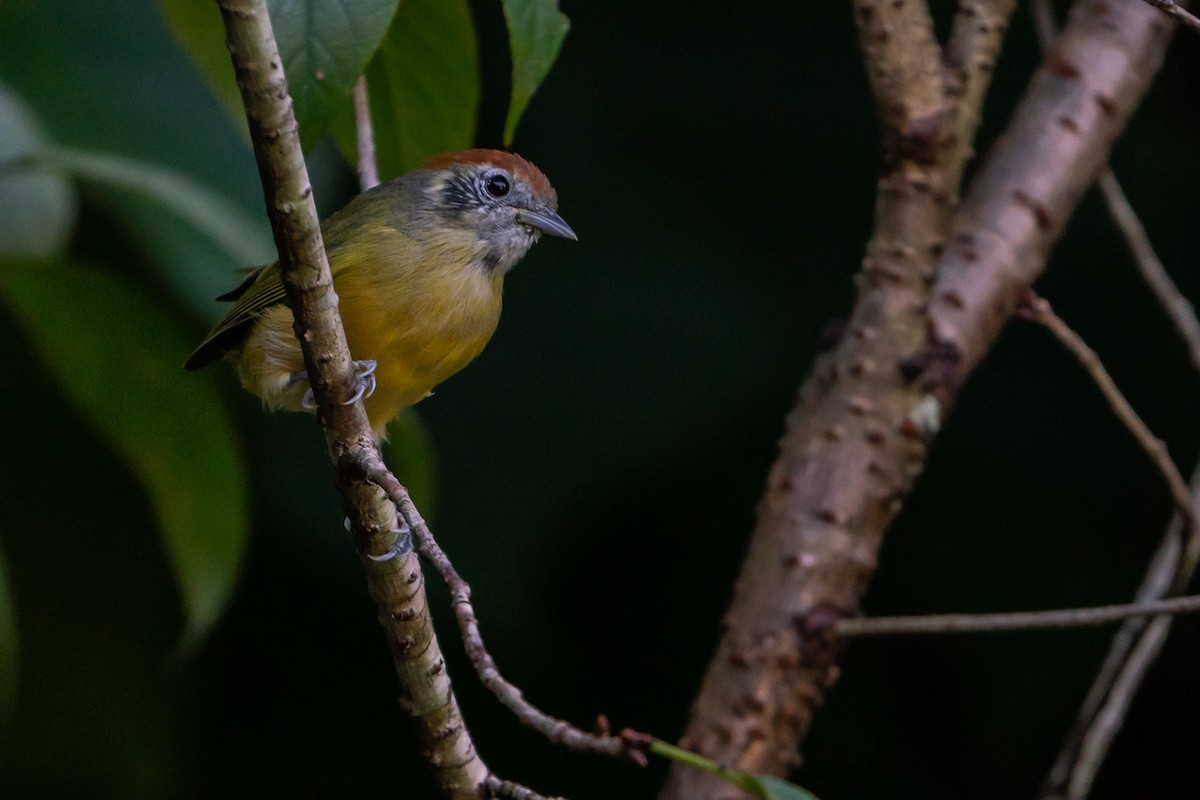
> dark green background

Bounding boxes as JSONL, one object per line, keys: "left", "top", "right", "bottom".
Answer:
{"left": 1, "top": 1, "right": 1198, "bottom": 798}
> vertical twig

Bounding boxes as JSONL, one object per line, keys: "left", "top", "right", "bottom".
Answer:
{"left": 353, "top": 75, "right": 380, "bottom": 192}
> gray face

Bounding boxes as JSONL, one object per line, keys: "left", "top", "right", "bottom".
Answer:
{"left": 429, "top": 164, "right": 574, "bottom": 273}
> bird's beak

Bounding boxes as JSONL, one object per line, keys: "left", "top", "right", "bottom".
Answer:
{"left": 517, "top": 208, "right": 578, "bottom": 241}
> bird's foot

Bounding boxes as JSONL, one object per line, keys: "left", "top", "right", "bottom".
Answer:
{"left": 344, "top": 359, "right": 378, "bottom": 406}
{"left": 292, "top": 359, "right": 378, "bottom": 409}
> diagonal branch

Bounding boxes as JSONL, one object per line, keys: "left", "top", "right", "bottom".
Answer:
{"left": 661, "top": 2, "right": 1176, "bottom": 798}
{"left": 213, "top": 2, "right": 491, "bottom": 797}
{"left": 1026, "top": 4, "right": 1199, "bottom": 797}
{"left": 1019, "top": 294, "right": 1198, "bottom": 548}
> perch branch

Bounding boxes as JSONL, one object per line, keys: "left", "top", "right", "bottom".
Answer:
{"left": 214, "top": 2, "right": 496, "bottom": 796}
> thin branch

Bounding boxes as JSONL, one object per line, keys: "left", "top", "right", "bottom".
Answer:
{"left": 1041, "top": 493, "right": 1192, "bottom": 800}
{"left": 1097, "top": 171, "right": 1200, "bottom": 373}
{"left": 1019, "top": 294, "right": 1199, "bottom": 549}
{"left": 836, "top": 594, "right": 1200, "bottom": 636}
{"left": 350, "top": 448, "right": 651, "bottom": 766}
{"left": 213, "top": 2, "right": 493, "bottom": 797}
{"left": 1029, "top": 4, "right": 1200, "bottom": 798}
{"left": 353, "top": 74, "right": 380, "bottom": 192}
{"left": 1059, "top": 615, "right": 1173, "bottom": 800}
{"left": 1140, "top": 0, "right": 1200, "bottom": 33}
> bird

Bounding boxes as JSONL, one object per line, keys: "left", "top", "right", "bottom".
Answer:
{"left": 184, "top": 149, "right": 576, "bottom": 438}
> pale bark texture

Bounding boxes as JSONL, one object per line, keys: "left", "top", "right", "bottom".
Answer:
{"left": 660, "top": 2, "right": 1178, "bottom": 798}
{"left": 213, "top": 1, "right": 491, "bottom": 796}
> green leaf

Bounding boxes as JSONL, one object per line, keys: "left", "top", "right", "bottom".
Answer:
{"left": 501, "top": 0, "right": 569, "bottom": 146}
{"left": 0, "top": 262, "right": 249, "bottom": 644}
{"left": 0, "top": 537, "right": 18, "bottom": 738}
{"left": 30, "top": 146, "right": 272, "bottom": 267}
{"left": 332, "top": 0, "right": 480, "bottom": 180}
{"left": 21, "top": 145, "right": 276, "bottom": 320}
{"left": 160, "top": 0, "right": 402, "bottom": 148}
{"left": 0, "top": 85, "right": 76, "bottom": 257}
{"left": 269, "top": 0, "right": 403, "bottom": 148}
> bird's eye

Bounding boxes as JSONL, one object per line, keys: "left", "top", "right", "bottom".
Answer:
{"left": 483, "top": 173, "right": 511, "bottom": 198}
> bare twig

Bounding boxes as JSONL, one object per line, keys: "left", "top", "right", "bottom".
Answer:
{"left": 1097, "top": 171, "right": 1200, "bottom": 372}
{"left": 1041, "top": 493, "right": 1194, "bottom": 799}
{"left": 1019, "top": 294, "right": 1199, "bottom": 550}
{"left": 350, "top": 448, "right": 652, "bottom": 766}
{"left": 353, "top": 75, "right": 380, "bottom": 192}
{"left": 1029, "top": 4, "right": 1200, "bottom": 798}
{"left": 837, "top": 594, "right": 1200, "bottom": 636}
{"left": 1140, "top": 0, "right": 1200, "bottom": 33}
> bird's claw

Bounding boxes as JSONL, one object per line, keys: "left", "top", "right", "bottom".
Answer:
{"left": 343, "top": 359, "right": 378, "bottom": 406}
{"left": 292, "top": 359, "right": 377, "bottom": 409}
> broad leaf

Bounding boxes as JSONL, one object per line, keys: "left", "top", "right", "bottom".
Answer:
{"left": 501, "top": 0, "right": 569, "bottom": 146}
{"left": 269, "top": 0, "right": 403, "bottom": 148}
{"left": 0, "top": 262, "right": 249, "bottom": 644}
{"left": 332, "top": 0, "right": 479, "bottom": 180}
{"left": 33, "top": 146, "right": 272, "bottom": 267}
{"left": 160, "top": 0, "right": 402, "bottom": 148}
{"left": 25, "top": 145, "right": 276, "bottom": 319}
{"left": 0, "top": 85, "right": 75, "bottom": 257}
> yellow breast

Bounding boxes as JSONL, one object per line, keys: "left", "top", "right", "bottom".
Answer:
{"left": 332, "top": 226, "right": 505, "bottom": 435}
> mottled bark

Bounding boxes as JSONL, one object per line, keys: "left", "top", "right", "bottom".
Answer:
{"left": 661, "top": 3, "right": 1176, "bottom": 798}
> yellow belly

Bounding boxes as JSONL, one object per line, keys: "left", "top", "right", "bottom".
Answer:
{"left": 235, "top": 242, "right": 504, "bottom": 438}
{"left": 352, "top": 313, "right": 498, "bottom": 431}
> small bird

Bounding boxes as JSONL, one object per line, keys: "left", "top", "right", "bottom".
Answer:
{"left": 185, "top": 149, "right": 575, "bottom": 438}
